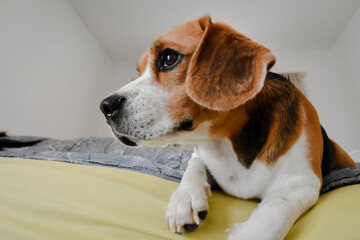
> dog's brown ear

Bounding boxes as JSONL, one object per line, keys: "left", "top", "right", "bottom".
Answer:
{"left": 185, "top": 16, "right": 276, "bottom": 110}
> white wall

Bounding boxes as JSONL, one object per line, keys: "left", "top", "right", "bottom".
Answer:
{"left": 272, "top": 6, "right": 360, "bottom": 152}
{"left": 0, "top": 0, "right": 113, "bottom": 139}
{"left": 330, "top": 6, "right": 360, "bottom": 152}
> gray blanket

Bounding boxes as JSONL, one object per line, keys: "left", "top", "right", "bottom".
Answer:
{"left": 0, "top": 136, "right": 192, "bottom": 182}
{"left": 0, "top": 136, "right": 359, "bottom": 195}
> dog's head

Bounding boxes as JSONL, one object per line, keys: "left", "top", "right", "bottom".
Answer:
{"left": 100, "top": 16, "right": 275, "bottom": 147}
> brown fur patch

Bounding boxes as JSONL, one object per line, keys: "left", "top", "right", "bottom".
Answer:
{"left": 304, "top": 100, "right": 355, "bottom": 185}
{"left": 302, "top": 95, "right": 323, "bottom": 184}
{"left": 330, "top": 139, "right": 356, "bottom": 169}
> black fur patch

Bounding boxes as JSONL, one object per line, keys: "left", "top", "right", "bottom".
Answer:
{"left": 321, "top": 125, "right": 335, "bottom": 177}
{"left": 231, "top": 111, "right": 270, "bottom": 168}
{"left": 231, "top": 72, "right": 301, "bottom": 168}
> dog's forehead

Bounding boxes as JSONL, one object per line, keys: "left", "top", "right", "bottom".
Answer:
{"left": 155, "top": 20, "right": 204, "bottom": 54}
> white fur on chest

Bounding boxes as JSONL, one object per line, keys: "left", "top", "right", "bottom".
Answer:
{"left": 194, "top": 133, "right": 320, "bottom": 200}
{"left": 195, "top": 139, "right": 270, "bottom": 199}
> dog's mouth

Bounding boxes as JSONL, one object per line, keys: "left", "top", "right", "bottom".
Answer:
{"left": 108, "top": 119, "right": 195, "bottom": 147}
{"left": 118, "top": 136, "right": 138, "bottom": 147}
{"left": 113, "top": 131, "right": 139, "bottom": 147}
{"left": 110, "top": 126, "right": 139, "bottom": 147}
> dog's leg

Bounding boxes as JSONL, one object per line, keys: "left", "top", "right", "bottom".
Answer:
{"left": 226, "top": 186, "right": 319, "bottom": 240}
{"left": 166, "top": 152, "right": 211, "bottom": 234}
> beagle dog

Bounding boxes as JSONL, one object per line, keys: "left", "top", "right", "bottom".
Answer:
{"left": 100, "top": 17, "right": 355, "bottom": 240}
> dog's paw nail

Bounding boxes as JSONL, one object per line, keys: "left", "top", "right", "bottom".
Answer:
{"left": 176, "top": 224, "right": 182, "bottom": 233}
{"left": 198, "top": 210, "right": 208, "bottom": 220}
{"left": 184, "top": 223, "right": 199, "bottom": 233}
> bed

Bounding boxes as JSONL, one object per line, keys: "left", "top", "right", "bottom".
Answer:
{"left": 1, "top": 136, "right": 360, "bottom": 240}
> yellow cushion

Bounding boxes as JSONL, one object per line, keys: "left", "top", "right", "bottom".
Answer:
{"left": 0, "top": 157, "right": 359, "bottom": 240}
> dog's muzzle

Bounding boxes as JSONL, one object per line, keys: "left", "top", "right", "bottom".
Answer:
{"left": 100, "top": 94, "right": 137, "bottom": 147}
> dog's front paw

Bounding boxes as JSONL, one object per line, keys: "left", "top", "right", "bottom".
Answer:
{"left": 166, "top": 182, "right": 211, "bottom": 234}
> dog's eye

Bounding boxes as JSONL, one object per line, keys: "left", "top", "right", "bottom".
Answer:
{"left": 157, "top": 49, "right": 182, "bottom": 72}
{"left": 164, "top": 53, "right": 178, "bottom": 67}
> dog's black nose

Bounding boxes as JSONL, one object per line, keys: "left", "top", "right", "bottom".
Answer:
{"left": 100, "top": 95, "right": 126, "bottom": 120}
